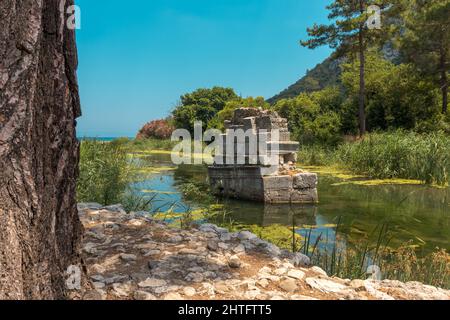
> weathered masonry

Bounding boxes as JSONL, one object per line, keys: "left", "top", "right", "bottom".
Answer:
{"left": 208, "top": 108, "right": 318, "bottom": 204}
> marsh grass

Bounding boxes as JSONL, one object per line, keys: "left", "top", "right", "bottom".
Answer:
{"left": 298, "top": 131, "right": 450, "bottom": 186}
{"left": 296, "top": 219, "right": 450, "bottom": 289}
{"left": 77, "top": 139, "right": 158, "bottom": 212}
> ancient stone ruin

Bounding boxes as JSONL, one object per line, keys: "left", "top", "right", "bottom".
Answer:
{"left": 208, "top": 108, "right": 318, "bottom": 204}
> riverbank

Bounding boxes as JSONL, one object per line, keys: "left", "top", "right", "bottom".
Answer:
{"left": 297, "top": 131, "right": 450, "bottom": 187}
{"left": 76, "top": 203, "right": 450, "bottom": 300}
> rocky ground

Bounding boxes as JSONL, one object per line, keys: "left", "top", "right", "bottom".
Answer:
{"left": 76, "top": 204, "right": 450, "bottom": 300}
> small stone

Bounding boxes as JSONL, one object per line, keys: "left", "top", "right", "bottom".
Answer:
{"left": 83, "top": 242, "right": 98, "bottom": 255}
{"left": 148, "top": 260, "right": 159, "bottom": 270}
{"left": 218, "top": 242, "right": 229, "bottom": 250}
{"left": 270, "top": 295, "right": 286, "bottom": 300}
{"left": 168, "top": 235, "right": 183, "bottom": 243}
{"left": 179, "top": 248, "right": 198, "bottom": 255}
{"left": 134, "top": 291, "right": 157, "bottom": 300}
{"left": 128, "top": 219, "right": 144, "bottom": 226}
{"left": 238, "top": 231, "right": 257, "bottom": 241}
{"left": 305, "top": 277, "right": 347, "bottom": 293}
{"left": 232, "top": 244, "right": 245, "bottom": 254}
{"left": 350, "top": 279, "right": 367, "bottom": 291}
{"left": 144, "top": 249, "right": 161, "bottom": 256}
{"left": 138, "top": 278, "right": 167, "bottom": 288}
{"left": 228, "top": 255, "right": 242, "bottom": 269}
{"left": 183, "top": 287, "right": 197, "bottom": 297}
{"left": 90, "top": 274, "right": 105, "bottom": 282}
{"left": 111, "top": 282, "right": 131, "bottom": 297}
{"left": 120, "top": 253, "right": 137, "bottom": 262}
{"left": 214, "top": 283, "right": 229, "bottom": 293}
{"left": 274, "top": 268, "right": 287, "bottom": 276}
{"left": 287, "top": 269, "right": 305, "bottom": 280}
{"left": 279, "top": 278, "right": 298, "bottom": 293}
{"left": 185, "top": 272, "right": 204, "bottom": 283}
{"left": 83, "top": 289, "right": 106, "bottom": 300}
{"left": 164, "top": 292, "right": 183, "bottom": 300}
{"left": 207, "top": 241, "right": 219, "bottom": 252}
{"left": 90, "top": 263, "right": 106, "bottom": 274}
{"left": 257, "top": 279, "right": 269, "bottom": 288}
{"left": 291, "top": 295, "right": 319, "bottom": 300}
{"left": 220, "top": 233, "right": 232, "bottom": 242}
{"left": 290, "top": 253, "right": 311, "bottom": 267}
{"left": 310, "top": 266, "right": 328, "bottom": 277}
{"left": 93, "top": 282, "right": 105, "bottom": 289}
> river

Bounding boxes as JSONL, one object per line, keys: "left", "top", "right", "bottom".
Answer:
{"left": 131, "top": 151, "right": 450, "bottom": 255}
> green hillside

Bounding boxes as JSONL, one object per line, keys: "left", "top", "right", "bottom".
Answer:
{"left": 267, "top": 56, "right": 343, "bottom": 104}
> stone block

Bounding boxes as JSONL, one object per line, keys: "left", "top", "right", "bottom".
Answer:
{"left": 263, "top": 176, "right": 293, "bottom": 189}
{"left": 293, "top": 173, "right": 318, "bottom": 190}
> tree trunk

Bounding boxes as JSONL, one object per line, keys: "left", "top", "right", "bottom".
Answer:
{"left": 358, "top": 1, "right": 366, "bottom": 136}
{"left": 0, "top": 0, "right": 83, "bottom": 299}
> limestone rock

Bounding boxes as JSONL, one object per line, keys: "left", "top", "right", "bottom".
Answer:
{"left": 287, "top": 269, "right": 305, "bottom": 280}
{"left": 120, "top": 253, "right": 137, "bottom": 262}
{"left": 138, "top": 278, "right": 167, "bottom": 288}
{"left": 228, "top": 255, "right": 242, "bottom": 269}
{"left": 134, "top": 291, "right": 157, "bottom": 300}
{"left": 279, "top": 278, "right": 298, "bottom": 293}
{"left": 305, "top": 278, "right": 347, "bottom": 294}
{"left": 183, "top": 287, "right": 197, "bottom": 297}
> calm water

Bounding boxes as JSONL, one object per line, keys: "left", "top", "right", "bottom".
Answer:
{"left": 133, "top": 152, "right": 450, "bottom": 253}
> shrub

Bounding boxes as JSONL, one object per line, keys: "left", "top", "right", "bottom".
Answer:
{"left": 136, "top": 119, "right": 174, "bottom": 140}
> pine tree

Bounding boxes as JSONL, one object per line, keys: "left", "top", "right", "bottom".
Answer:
{"left": 301, "top": 0, "right": 389, "bottom": 136}
{"left": 397, "top": 0, "right": 449, "bottom": 114}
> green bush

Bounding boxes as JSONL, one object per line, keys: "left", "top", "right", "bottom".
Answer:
{"left": 274, "top": 92, "right": 343, "bottom": 146}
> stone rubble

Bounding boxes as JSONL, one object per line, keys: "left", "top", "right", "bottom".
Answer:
{"left": 76, "top": 203, "right": 450, "bottom": 301}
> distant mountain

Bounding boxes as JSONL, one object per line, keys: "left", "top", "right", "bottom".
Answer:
{"left": 268, "top": 56, "right": 343, "bottom": 104}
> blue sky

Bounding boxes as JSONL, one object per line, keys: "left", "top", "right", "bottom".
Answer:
{"left": 76, "top": 0, "right": 332, "bottom": 137}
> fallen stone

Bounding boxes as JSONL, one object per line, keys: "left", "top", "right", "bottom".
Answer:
{"left": 83, "top": 289, "right": 106, "bottom": 300}
{"left": 111, "top": 282, "right": 132, "bottom": 298}
{"left": 228, "top": 255, "right": 242, "bottom": 269}
{"left": 232, "top": 244, "right": 246, "bottom": 254}
{"left": 310, "top": 266, "right": 328, "bottom": 277}
{"left": 279, "top": 278, "right": 298, "bottom": 293}
{"left": 138, "top": 278, "right": 167, "bottom": 288}
{"left": 305, "top": 277, "right": 347, "bottom": 294}
{"left": 120, "top": 253, "right": 137, "bottom": 262}
{"left": 134, "top": 291, "right": 157, "bottom": 300}
{"left": 207, "top": 241, "right": 219, "bottom": 251}
{"left": 167, "top": 235, "right": 183, "bottom": 243}
{"left": 93, "top": 282, "right": 106, "bottom": 289}
{"left": 290, "top": 253, "right": 311, "bottom": 267}
{"left": 287, "top": 269, "right": 305, "bottom": 280}
{"left": 183, "top": 287, "right": 197, "bottom": 297}
{"left": 164, "top": 292, "right": 183, "bottom": 300}
{"left": 237, "top": 231, "right": 257, "bottom": 241}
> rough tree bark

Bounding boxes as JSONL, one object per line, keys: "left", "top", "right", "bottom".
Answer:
{"left": 0, "top": 0, "right": 83, "bottom": 299}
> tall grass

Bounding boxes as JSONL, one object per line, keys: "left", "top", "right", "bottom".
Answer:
{"left": 298, "top": 131, "right": 450, "bottom": 186}
{"left": 78, "top": 139, "right": 131, "bottom": 205}
{"left": 77, "top": 139, "right": 155, "bottom": 212}
{"left": 297, "top": 221, "right": 450, "bottom": 289}
{"left": 337, "top": 131, "right": 450, "bottom": 185}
